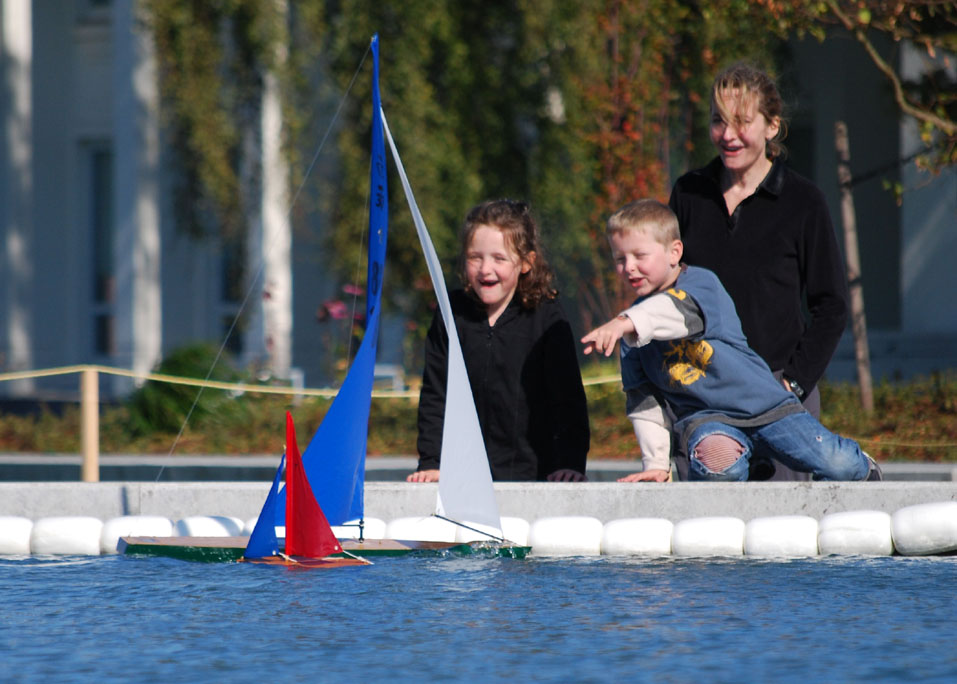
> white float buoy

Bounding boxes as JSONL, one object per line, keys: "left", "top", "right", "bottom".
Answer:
{"left": 385, "top": 516, "right": 458, "bottom": 542}
{"left": 100, "top": 516, "right": 174, "bottom": 554}
{"left": 744, "top": 515, "right": 819, "bottom": 557}
{"left": 501, "top": 517, "right": 530, "bottom": 547}
{"left": 891, "top": 501, "right": 957, "bottom": 556}
{"left": 31, "top": 517, "right": 104, "bottom": 556}
{"left": 601, "top": 518, "right": 674, "bottom": 556}
{"left": 528, "top": 516, "right": 603, "bottom": 556}
{"left": 672, "top": 517, "right": 745, "bottom": 557}
{"left": 332, "top": 518, "right": 386, "bottom": 540}
{"left": 818, "top": 510, "right": 893, "bottom": 556}
{"left": 174, "top": 515, "right": 243, "bottom": 537}
{"left": 240, "top": 519, "right": 283, "bottom": 538}
{"left": 0, "top": 516, "right": 34, "bottom": 555}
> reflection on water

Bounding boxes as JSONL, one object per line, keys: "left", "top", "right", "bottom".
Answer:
{"left": 0, "top": 555, "right": 954, "bottom": 683}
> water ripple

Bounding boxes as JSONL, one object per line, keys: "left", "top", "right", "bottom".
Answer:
{"left": 0, "top": 555, "right": 954, "bottom": 682}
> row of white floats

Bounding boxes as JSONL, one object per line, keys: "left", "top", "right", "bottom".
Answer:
{"left": 1, "top": 501, "right": 955, "bottom": 558}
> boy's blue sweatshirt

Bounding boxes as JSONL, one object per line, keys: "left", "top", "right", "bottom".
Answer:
{"left": 621, "top": 266, "right": 803, "bottom": 452}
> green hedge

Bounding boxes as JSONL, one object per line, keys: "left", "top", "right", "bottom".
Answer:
{"left": 0, "top": 372, "right": 954, "bottom": 462}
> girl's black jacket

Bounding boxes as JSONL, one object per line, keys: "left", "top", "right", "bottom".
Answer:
{"left": 415, "top": 289, "right": 590, "bottom": 481}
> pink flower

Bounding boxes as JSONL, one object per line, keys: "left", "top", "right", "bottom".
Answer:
{"left": 316, "top": 299, "right": 349, "bottom": 322}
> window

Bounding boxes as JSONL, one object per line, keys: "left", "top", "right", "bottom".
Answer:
{"left": 220, "top": 238, "right": 244, "bottom": 354}
{"left": 86, "top": 144, "right": 114, "bottom": 356}
{"left": 76, "top": 0, "right": 112, "bottom": 25}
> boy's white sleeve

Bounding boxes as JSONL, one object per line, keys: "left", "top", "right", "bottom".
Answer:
{"left": 626, "top": 389, "right": 671, "bottom": 472}
{"left": 619, "top": 290, "right": 704, "bottom": 347}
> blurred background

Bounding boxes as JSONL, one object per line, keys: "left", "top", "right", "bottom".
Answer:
{"left": 1, "top": 0, "right": 955, "bottom": 405}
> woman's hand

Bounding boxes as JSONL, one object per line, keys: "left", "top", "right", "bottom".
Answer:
{"left": 546, "top": 469, "right": 588, "bottom": 482}
{"left": 406, "top": 469, "right": 440, "bottom": 483}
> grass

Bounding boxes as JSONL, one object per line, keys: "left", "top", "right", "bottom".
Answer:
{"left": 819, "top": 373, "right": 957, "bottom": 462}
{"left": 0, "top": 373, "right": 954, "bottom": 462}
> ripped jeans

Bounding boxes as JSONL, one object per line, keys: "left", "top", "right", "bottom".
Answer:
{"left": 687, "top": 412, "right": 870, "bottom": 482}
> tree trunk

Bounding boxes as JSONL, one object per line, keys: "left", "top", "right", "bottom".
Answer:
{"left": 834, "top": 121, "right": 874, "bottom": 413}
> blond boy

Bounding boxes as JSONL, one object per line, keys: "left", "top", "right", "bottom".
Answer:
{"left": 582, "top": 199, "right": 878, "bottom": 482}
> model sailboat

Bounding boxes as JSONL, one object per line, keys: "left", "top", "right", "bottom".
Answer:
{"left": 120, "top": 35, "right": 528, "bottom": 562}
{"left": 288, "top": 33, "right": 512, "bottom": 545}
{"left": 241, "top": 412, "right": 369, "bottom": 567}
{"left": 273, "top": 33, "right": 390, "bottom": 535}
{"left": 382, "top": 116, "right": 505, "bottom": 539}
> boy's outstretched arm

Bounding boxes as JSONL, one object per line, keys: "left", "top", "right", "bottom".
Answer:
{"left": 581, "top": 315, "right": 635, "bottom": 356}
{"left": 618, "top": 390, "right": 673, "bottom": 483}
{"left": 582, "top": 292, "right": 705, "bottom": 357}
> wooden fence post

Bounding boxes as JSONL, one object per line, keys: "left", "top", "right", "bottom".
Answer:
{"left": 80, "top": 367, "right": 100, "bottom": 482}
{"left": 835, "top": 121, "right": 874, "bottom": 413}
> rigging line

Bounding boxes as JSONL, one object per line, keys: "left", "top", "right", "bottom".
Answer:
{"left": 157, "top": 42, "right": 373, "bottom": 480}
{"left": 433, "top": 514, "right": 508, "bottom": 544}
{"left": 340, "top": 548, "right": 373, "bottom": 565}
{"left": 345, "top": 157, "right": 372, "bottom": 363}
{"left": 287, "top": 44, "right": 372, "bottom": 218}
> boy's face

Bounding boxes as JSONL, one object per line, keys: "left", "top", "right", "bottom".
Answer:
{"left": 609, "top": 228, "right": 682, "bottom": 298}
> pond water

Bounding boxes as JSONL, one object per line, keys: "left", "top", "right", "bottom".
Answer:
{"left": 1, "top": 554, "right": 954, "bottom": 683}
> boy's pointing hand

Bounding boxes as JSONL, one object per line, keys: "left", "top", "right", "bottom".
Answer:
{"left": 581, "top": 315, "right": 635, "bottom": 356}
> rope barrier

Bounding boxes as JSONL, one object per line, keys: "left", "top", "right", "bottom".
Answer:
{"left": 853, "top": 438, "right": 957, "bottom": 449}
{"left": 1, "top": 366, "right": 954, "bottom": 450}
{"left": 0, "top": 365, "right": 623, "bottom": 397}
{"left": 583, "top": 374, "right": 622, "bottom": 387}
{"left": 0, "top": 364, "right": 419, "bottom": 399}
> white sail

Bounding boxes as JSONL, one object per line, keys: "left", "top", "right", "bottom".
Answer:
{"left": 381, "top": 111, "right": 502, "bottom": 532}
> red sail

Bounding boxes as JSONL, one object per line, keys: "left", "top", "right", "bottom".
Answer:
{"left": 284, "top": 411, "right": 343, "bottom": 558}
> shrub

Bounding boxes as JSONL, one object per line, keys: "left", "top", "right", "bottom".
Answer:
{"left": 127, "top": 343, "right": 241, "bottom": 435}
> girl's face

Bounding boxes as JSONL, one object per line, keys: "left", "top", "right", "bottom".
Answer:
{"left": 465, "top": 224, "right": 530, "bottom": 322}
{"left": 710, "top": 93, "right": 779, "bottom": 176}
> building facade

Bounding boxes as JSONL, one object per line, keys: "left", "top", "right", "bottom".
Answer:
{"left": 0, "top": 0, "right": 319, "bottom": 400}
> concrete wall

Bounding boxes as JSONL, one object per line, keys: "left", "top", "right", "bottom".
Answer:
{"left": 2, "top": 481, "right": 954, "bottom": 524}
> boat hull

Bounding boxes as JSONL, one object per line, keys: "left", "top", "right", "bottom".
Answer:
{"left": 118, "top": 536, "right": 529, "bottom": 562}
{"left": 238, "top": 555, "right": 371, "bottom": 568}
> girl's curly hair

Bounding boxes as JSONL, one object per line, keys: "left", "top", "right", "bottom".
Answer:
{"left": 459, "top": 199, "right": 557, "bottom": 309}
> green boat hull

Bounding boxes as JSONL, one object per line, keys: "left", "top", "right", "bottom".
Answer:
{"left": 118, "top": 536, "right": 529, "bottom": 562}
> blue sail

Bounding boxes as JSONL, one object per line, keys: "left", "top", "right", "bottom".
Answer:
{"left": 276, "top": 34, "right": 387, "bottom": 526}
{"left": 244, "top": 453, "right": 285, "bottom": 558}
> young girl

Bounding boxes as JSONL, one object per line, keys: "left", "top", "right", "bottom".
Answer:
{"left": 407, "top": 199, "right": 590, "bottom": 482}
